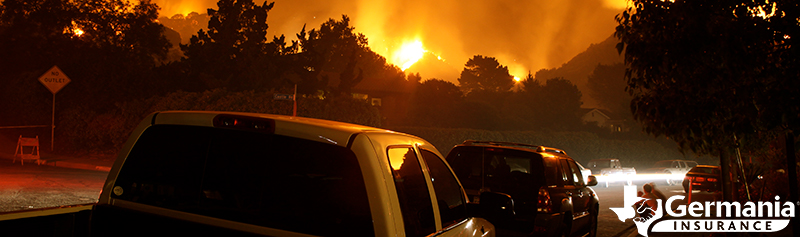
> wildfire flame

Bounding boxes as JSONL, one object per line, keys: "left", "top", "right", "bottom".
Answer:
{"left": 392, "top": 39, "right": 426, "bottom": 71}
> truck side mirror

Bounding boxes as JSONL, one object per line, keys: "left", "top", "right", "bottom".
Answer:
{"left": 479, "top": 192, "right": 515, "bottom": 221}
{"left": 586, "top": 175, "right": 598, "bottom": 186}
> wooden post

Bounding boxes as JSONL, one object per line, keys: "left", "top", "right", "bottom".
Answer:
{"left": 292, "top": 84, "right": 297, "bottom": 117}
{"left": 720, "top": 148, "right": 733, "bottom": 202}
{"left": 51, "top": 93, "right": 55, "bottom": 151}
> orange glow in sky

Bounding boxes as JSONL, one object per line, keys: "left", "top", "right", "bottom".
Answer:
{"left": 150, "top": 0, "right": 624, "bottom": 93}
{"left": 150, "top": 0, "right": 206, "bottom": 17}
{"left": 602, "top": 0, "right": 630, "bottom": 9}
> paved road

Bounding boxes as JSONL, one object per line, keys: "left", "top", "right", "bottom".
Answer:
{"left": 595, "top": 184, "right": 637, "bottom": 237}
{"left": 0, "top": 161, "right": 107, "bottom": 212}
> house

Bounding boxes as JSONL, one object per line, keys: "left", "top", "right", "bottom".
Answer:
{"left": 581, "top": 108, "right": 629, "bottom": 132}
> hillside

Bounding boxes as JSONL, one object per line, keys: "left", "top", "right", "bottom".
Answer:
{"left": 534, "top": 34, "right": 623, "bottom": 108}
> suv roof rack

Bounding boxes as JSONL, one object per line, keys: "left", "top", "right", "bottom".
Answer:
{"left": 461, "top": 140, "right": 568, "bottom": 155}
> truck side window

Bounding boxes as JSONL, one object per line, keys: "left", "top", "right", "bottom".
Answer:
{"left": 388, "top": 147, "right": 435, "bottom": 236}
{"left": 419, "top": 149, "right": 467, "bottom": 228}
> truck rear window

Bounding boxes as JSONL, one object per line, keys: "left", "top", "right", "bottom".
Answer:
{"left": 113, "top": 125, "right": 373, "bottom": 236}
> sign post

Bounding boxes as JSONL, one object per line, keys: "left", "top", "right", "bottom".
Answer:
{"left": 38, "top": 66, "right": 71, "bottom": 151}
{"left": 272, "top": 84, "right": 298, "bottom": 116}
{"left": 293, "top": 84, "right": 297, "bottom": 117}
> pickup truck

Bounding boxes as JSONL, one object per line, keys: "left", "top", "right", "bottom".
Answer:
{"left": 586, "top": 158, "right": 636, "bottom": 187}
{"left": 1, "top": 111, "right": 496, "bottom": 237}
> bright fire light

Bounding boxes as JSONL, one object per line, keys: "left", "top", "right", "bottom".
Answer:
{"left": 73, "top": 28, "right": 84, "bottom": 37}
{"left": 393, "top": 39, "right": 426, "bottom": 71}
{"left": 514, "top": 76, "right": 521, "bottom": 82}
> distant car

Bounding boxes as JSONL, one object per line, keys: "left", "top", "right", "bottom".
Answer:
{"left": 446, "top": 140, "right": 599, "bottom": 237}
{"left": 682, "top": 165, "right": 721, "bottom": 193}
{"left": 587, "top": 158, "right": 636, "bottom": 187}
{"left": 586, "top": 159, "right": 635, "bottom": 176}
{"left": 643, "top": 160, "right": 698, "bottom": 185}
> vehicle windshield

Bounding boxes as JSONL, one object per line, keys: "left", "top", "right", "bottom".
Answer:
{"left": 590, "top": 160, "right": 613, "bottom": 168}
{"left": 114, "top": 125, "right": 373, "bottom": 236}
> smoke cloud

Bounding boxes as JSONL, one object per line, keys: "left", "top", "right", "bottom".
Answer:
{"left": 152, "top": 0, "right": 627, "bottom": 82}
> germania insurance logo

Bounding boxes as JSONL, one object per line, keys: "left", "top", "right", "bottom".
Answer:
{"left": 610, "top": 185, "right": 796, "bottom": 237}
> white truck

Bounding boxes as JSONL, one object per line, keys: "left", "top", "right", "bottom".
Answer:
{"left": 643, "top": 159, "right": 699, "bottom": 185}
{"left": 1, "top": 111, "right": 497, "bottom": 237}
{"left": 586, "top": 158, "right": 637, "bottom": 187}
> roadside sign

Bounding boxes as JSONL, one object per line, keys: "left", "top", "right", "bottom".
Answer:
{"left": 38, "top": 66, "right": 71, "bottom": 94}
{"left": 37, "top": 65, "right": 71, "bottom": 151}
{"left": 273, "top": 93, "right": 294, "bottom": 101}
{"left": 273, "top": 85, "right": 298, "bottom": 116}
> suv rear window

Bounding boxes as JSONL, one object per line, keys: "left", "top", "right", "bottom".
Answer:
{"left": 113, "top": 125, "right": 373, "bottom": 236}
{"left": 447, "top": 147, "right": 547, "bottom": 192}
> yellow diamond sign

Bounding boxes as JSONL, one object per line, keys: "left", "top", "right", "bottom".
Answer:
{"left": 38, "top": 66, "right": 71, "bottom": 94}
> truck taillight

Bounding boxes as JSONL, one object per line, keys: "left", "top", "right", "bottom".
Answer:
{"left": 537, "top": 187, "right": 551, "bottom": 213}
{"left": 706, "top": 177, "right": 717, "bottom": 182}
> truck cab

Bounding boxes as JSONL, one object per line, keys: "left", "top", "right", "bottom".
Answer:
{"left": 88, "top": 111, "right": 496, "bottom": 236}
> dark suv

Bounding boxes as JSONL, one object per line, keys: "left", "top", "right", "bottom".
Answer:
{"left": 446, "top": 140, "right": 599, "bottom": 237}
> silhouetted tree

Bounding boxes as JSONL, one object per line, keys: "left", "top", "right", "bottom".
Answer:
{"left": 181, "top": 0, "right": 279, "bottom": 91}
{"left": 293, "top": 16, "right": 369, "bottom": 95}
{"left": 458, "top": 55, "right": 514, "bottom": 95}
{"left": 616, "top": 0, "right": 799, "bottom": 203}
{"left": 406, "top": 79, "right": 464, "bottom": 127}
{"left": 522, "top": 77, "right": 583, "bottom": 130}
